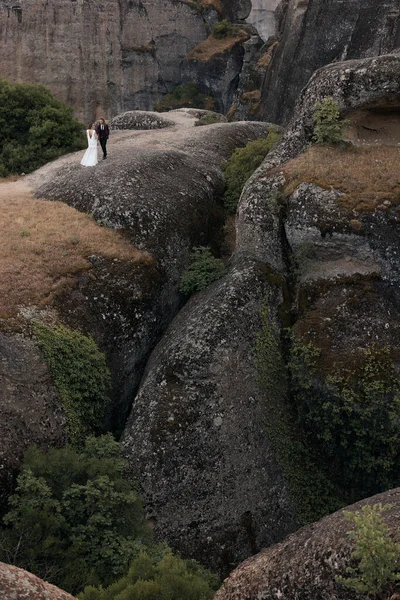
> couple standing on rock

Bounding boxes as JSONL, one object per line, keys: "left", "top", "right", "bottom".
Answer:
{"left": 80, "top": 118, "right": 109, "bottom": 167}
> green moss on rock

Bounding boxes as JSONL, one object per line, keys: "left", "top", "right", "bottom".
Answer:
{"left": 255, "top": 301, "right": 342, "bottom": 525}
{"left": 33, "top": 322, "right": 111, "bottom": 446}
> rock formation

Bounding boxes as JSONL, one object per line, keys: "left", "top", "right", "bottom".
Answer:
{"left": 122, "top": 52, "right": 400, "bottom": 573}
{"left": 30, "top": 111, "right": 267, "bottom": 424}
{"left": 257, "top": 0, "right": 400, "bottom": 123}
{"left": 0, "top": 561, "right": 77, "bottom": 600}
{"left": 0, "top": 0, "right": 219, "bottom": 123}
{"left": 214, "top": 487, "right": 400, "bottom": 600}
{"left": 0, "top": 333, "right": 66, "bottom": 511}
{"left": 122, "top": 258, "right": 296, "bottom": 574}
{"left": 246, "top": 0, "right": 280, "bottom": 42}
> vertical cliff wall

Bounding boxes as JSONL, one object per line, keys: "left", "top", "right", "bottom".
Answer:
{"left": 0, "top": 0, "right": 218, "bottom": 122}
{"left": 258, "top": 0, "right": 400, "bottom": 124}
{"left": 246, "top": 0, "right": 280, "bottom": 41}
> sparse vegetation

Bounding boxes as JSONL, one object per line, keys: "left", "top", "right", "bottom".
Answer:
{"left": 0, "top": 181, "right": 147, "bottom": 319}
{"left": 33, "top": 322, "right": 111, "bottom": 445}
{"left": 255, "top": 300, "right": 343, "bottom": 524}
{"left": 337, "top": 504, "right": 400, "bottom": 597}
{"left": 283, "top": 144, "right": 400, "bottom": 213}
{"left": 154, "top": 83, "right": 215, "bottom": 112}
{"left": 290, "top": 340, "right": 400, "bottom": 499}
{"left": 312, "top": 97, "right": 349, "bottom": 146}
{"left": 223, "top": 128, "right": 280, "bottom": 214}
{"left": 0, "top": 80, "right": 85, "bottom": 176}
{"left": 195, "top": 113, "right": 224, "bottom": 126}
{"left": 179, "top": 246, "right": 227, "bottom": 295}
{"left": 212, "top": 19, "right": 232, "bottom": 39}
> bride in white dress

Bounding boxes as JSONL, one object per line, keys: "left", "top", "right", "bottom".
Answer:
{"left": 80, "top": 124, "right": 98, "bottom": 167}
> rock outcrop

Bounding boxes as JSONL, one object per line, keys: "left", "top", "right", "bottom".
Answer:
{"left": 214, "top": 487, "right": 400, "bottom": 600}
{"left": 0, "top": 0, "right": 219, "bottom": 123}
{"left": 257, "top": 0, "right": 400, "bottom": 123}
{"left": 0, "top": 561, "right": 77, "bottom": 600}
{"left": 26, "top": 111, "right": 268, "bottom": 425}
{"left": 0, "top": 333, "right": 66, "bottom": 510}
{"left": 122, "top": 258, "right": 296, "bottom": 574}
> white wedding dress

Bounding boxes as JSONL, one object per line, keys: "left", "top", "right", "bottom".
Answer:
{"left": 80, "top": 129, "right": 98, "bottom": 167}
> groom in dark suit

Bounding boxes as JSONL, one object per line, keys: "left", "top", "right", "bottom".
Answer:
{"left": 96, "top": 118, "right": 109, "bottom": 160}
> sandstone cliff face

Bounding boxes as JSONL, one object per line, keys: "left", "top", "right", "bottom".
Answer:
{"left": 0, "top": 0, "right": 218, "bottom": 123}
{"left": 214, "top": 487, "right": 400, "bottom": 600}
{"left": 0, "top": 561, "right": 77, "bottom": 600}
{"left": 258, "top": 0, "right": 400, "bottom": 123}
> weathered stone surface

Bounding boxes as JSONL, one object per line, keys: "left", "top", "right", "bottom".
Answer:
{"left": 252, "top": 52, "right": 400, "bottom": 174}
{"left": 122, "top": 258, "right": 296, "bottom": 574}
{"left": 0, "top": 561, "right": 77, "bottom": 600}
{"left": 27, "top": 112, "right": 268, "bottom": 425}
{"left": 258, "top": 0, "right": 400, "bottom": 124}
{"left": 0, "top": 333, "right": 66, "bottom": 510}
{"left": 110, "top": 110, "right": 175, "bottom": 130}
{"left": 246, "top": 0, "right": 280, "bottom": 41}
{"left": 181, "top": 28, "right": 252, "bottom": 114}
{"left": 0, "top": 0, "right": 219, "bottom": 123}
{"left": 214, "top": 487, "right": 400, "bottom": 600}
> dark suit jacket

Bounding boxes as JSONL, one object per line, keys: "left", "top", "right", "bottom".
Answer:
{"left": 96, "top": 124, "right": 109, "bottom": 139}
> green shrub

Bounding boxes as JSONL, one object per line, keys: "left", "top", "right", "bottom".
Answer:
{"left": 79, "top": 552, "right": 219, "bottom": 600}
{"left": 179, "top": 246, "right": 227, "bottom": 295}
{"left": 223, "top": 128, "right": 280, "bottom": 214}
{"left": 312, "top": 97, "right": 348, "bottom": 146}
{"left": 0, "top": 436, "right": 151, "bottom": 595}
{"left": 194, "top": 113, "right": 224, "bottom": 126}
{"left": 33, "top": 322, "right": 111, "bottom": 446}
{"left": 154, "top": 83, "right": 215, "bottom": 112}
{"left": 0, "top": 79, "right": 85, "bottom": 176}
{"left": 212, "top": 19, "right": 232, "bottom": 39}
{"left": 337, "top": 504, "right": 400, "bottom": 596}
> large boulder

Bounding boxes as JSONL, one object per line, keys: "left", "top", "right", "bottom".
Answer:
{"left": 214, "top": 487, "right": 400, "bottom": 600}
{"left": 257, "top": 0, "right": 400, "bottom": 124}
{"left": 0, "top": 561, "right": 77, "bottom": 600}
{"left": 122, "top": 258, "right": 296, "bottom": 574}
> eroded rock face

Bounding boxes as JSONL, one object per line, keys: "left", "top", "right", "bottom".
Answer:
{"left": 0, "top": 334, "right": 66, "bottom": 510}
{"left": 254, "top": 52, "right": 400, "bottom": 171}
{"left": 258, "top": 0, "right": 400, "bottom": 123}
{"left": 29, "top": 113, "right": 268, "bottom": 425}
{"left": 122, "top": 259, "right": 296, "bottom": 574}
{"left": 0, "top": 0, "right": 219, "bottom": 122}
{"left": 214, "top": 488, "right": 400, "bottom": 600}
{"left": 0, "top": 561, "right": 77, "bottom": 600}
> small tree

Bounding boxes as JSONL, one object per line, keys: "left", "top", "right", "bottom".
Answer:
{"left": 179, "top": 246, "right": 227, "bottom": 295}
{"left": 312, "top": 97, "right": 348, "bottom": 146}
{"left": 337, "top": 504, "right": 400, "bottom": 596}
{"left": 0, "top": 79, "right": 85, "bottom": 175}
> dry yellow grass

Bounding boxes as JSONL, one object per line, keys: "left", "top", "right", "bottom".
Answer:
{"left": 0, "top": 179, "right": 150, "bottom": 318}
{"left": 283, "top": 145, "right": 400, "bottom": 212}
{"left": 185, "top": 29, "right": 249, "bottom": 62}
